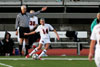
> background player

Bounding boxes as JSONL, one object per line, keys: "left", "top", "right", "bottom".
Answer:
{"left": 88, "top": 20, "right": 100, "bottom": 67}
{"left": 24, "top": 18, "right": 59, "bottom": 59}
{"left": 28, "top": 10, "right": 40, "bottom": 48}
{"left": 29, "top": 10, "right": 38, "bottom": 31}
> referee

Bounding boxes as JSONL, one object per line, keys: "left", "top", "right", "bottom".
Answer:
{"left": 15, "top": 5, "right": 47, "bottom": 56}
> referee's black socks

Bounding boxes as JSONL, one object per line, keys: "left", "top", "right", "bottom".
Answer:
{"left": 25, "top": 45, "right": 28, "bottom": 56}
{"left": 19, "top": 45, "right": 22, "bottom": 56}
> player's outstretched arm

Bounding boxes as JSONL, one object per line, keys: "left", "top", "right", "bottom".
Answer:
{"left": 34, "top": 7, "right": 47, "bottom": 14}
{"left": 41, "top": 7, "right": 47, "bottom": 11}
{"left": 53, "top": 29, "right": 59, "bottom": 40}
{"left": 24, "top": 31, "right": 36, "bottom": 35}
{"left": 29, "top": 7, "right": 47, "bottom": 17}
{"left": 88, "top": 40, "right": 96, "bottom": 61}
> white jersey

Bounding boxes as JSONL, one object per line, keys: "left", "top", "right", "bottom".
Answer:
{"left": 90, "top": 23, "right": 100, "bottom": 48}
{"left": 90, "top": 23, "right": 100, "bottom": 67}
{"left": 29, "top": 16, "right": 38, "bottom": 30}
{"left": 35, "top": 24, "right": 54, "bottom": 39}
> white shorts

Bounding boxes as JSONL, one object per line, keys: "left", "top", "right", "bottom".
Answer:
{"left": 95, "top": 48, "right": 100, "bottom": 67}
{"left": 39, "top": 38, "right": 51, "bottom": 45}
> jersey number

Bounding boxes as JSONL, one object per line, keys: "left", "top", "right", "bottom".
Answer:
{"left": 29, "top": 21, "right": 35, "bottom": 26}
{"left": 42, "top": 29, "right": 48, "bottom": 34}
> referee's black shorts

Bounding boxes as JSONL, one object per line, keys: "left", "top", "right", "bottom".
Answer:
{"left": 19, "top": 27, "right": 30, "bottom": 38}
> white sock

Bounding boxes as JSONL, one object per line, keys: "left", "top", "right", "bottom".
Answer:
{"left": 29, "top": 48, "right": 38, "bottom": 56}
{"left": 38, "top": 49, "right": 47, "bottom": 58}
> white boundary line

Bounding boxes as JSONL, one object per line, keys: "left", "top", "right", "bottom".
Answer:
{"left": 0, "top": 63, "right": 13, "bottom": 67}
{"left": 0, "top": 58, "right": 93, "bottom": 60}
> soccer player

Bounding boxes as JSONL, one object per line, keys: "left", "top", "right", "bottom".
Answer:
{"left": 28, "top": 10, "right": 40, "bottom": 48}
{"left": 24, "top": 18, "right": 59, "bottom": 59}
{"left": 88, "top": 20, "right": 100, "bottom": 67}
{"left": 29, "top": 10, "right": 38, "bottom": 31}
{"left": 15, "top": 5, "right": 47, "bottom": 56}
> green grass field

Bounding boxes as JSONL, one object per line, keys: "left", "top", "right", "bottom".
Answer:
{"left": 0, "top": 56, "right": 96, "bottom": 67}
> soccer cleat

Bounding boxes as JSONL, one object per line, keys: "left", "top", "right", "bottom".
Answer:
{"left": 38, "top": 57, "right": 44, "bottom": 60}
{"left": 38, "top": 57, "right": 42, "bottom": 60}
{"left": 25, "top": 54, "right": 30, "bottom": 58}
{"left": 39, "top": 57, "right": 42, "bottom": 60}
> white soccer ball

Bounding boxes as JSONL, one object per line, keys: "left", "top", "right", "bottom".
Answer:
{"left": 32, "top": 54, "right": 39, "bottom": 60}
